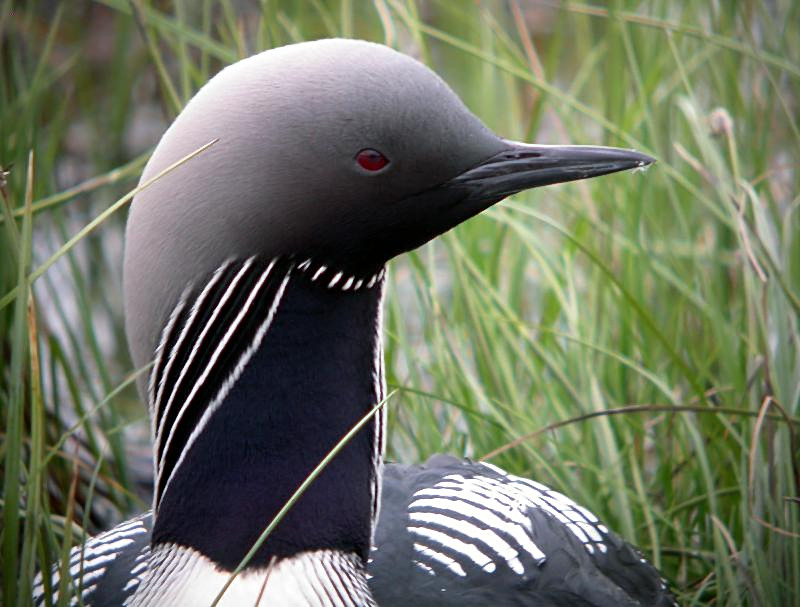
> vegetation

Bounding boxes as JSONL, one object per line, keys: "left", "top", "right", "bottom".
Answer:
{"left": 2, "top": 1, "right": 798, "bottom": 605}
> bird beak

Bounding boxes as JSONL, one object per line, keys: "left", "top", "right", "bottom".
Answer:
{"left": 374, "top": 140, "right": 655, "bottom": 263}
{"left": 448, "top": 140, "right": 655, "bottom": 204}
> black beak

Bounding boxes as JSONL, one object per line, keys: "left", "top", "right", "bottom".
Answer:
{"left": 449, "top": 140, "right": 655, "bottom": 203}
{"left": 366, "top": 139, "right": 655, "bottom": 267}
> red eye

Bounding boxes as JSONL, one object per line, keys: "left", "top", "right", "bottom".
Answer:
{"left": 355, "top": 148, "right": 390, "bottom": 172}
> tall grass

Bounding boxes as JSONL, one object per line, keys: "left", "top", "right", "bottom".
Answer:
{"left": 2, "top": 1, "right": 798, "bottom": 605}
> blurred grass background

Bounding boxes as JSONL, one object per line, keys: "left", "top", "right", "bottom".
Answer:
{"left": 2, "top": 1, "right": 799, "bottom": 605}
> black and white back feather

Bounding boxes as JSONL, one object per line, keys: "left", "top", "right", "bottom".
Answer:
{"left": 370, "top": 455, "right": 677, "bottom": 607}
{"left": 33, "top": 514, "right": 151, "bottom": 606}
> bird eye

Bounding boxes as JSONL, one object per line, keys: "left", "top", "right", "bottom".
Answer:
{"left": 355, "top": 148, "right": 390, "bottom": 172}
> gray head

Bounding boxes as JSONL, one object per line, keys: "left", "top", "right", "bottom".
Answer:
{"left": 125, "top": 38, "right": 652, "bottom": 380}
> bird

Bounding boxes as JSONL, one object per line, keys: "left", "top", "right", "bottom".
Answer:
{"left": 33, "top": 38, "right": 675, "bottom": 606}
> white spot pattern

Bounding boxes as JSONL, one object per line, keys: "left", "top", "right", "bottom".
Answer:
{"left": 407, "top": 465, "right": 612, "bottom": 577}
{"left": 413, "top": 560, "right": 435, "bottom": 576}
{"left": 409, "top": 511, "right": 523, "bottom": 574}
{"left": 412, "top": 543, "right": 466, "bottom": 577}
{"left": 33, "top": 514, "right": 150, "bottom": 606}
{"left": 410, "top": 526, "right": 497, "bottom": 573}
{"left": 295, "top": 258, "right": 384, "bottom": 293}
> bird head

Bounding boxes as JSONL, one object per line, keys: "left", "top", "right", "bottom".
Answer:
{"left": 124, "top": 38, "right": 653, "bottom": 375}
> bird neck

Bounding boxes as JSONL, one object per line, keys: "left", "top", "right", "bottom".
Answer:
{"left": 147, "top": 257, "right": 386, "bottom": 578}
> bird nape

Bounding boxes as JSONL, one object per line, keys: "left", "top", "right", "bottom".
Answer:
{"left": 34, "top": 39, "right": 674, "bottom": 607}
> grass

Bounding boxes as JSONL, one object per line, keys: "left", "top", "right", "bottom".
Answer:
{"left": 2, "top": 1, "right": 799, "bottom": 605}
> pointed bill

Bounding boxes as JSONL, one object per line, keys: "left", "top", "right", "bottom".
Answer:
{"left": 449, "top": 141, "right": 655, "bottom": 202}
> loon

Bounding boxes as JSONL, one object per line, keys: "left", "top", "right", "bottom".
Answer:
{"left": 34, "top": 39, "right": 674, "bottom": 606}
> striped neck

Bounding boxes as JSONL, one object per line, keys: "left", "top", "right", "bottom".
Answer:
{"left": 146, "top": 256, "right": 386, "bottom": 576}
